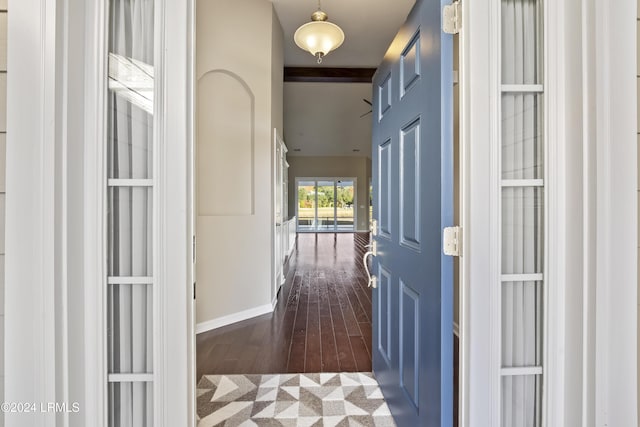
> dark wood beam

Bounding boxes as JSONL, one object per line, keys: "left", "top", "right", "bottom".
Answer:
{"left": 284, "top": 67, "right": 376, "bottom": 83}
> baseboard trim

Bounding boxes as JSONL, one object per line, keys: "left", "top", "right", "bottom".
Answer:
{"left": 196, "top": 303, "right": 274, "bottom": 334}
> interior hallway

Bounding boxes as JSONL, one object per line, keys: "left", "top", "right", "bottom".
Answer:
{"left": 196, "top": 232, "right": 372, "bottom": 379}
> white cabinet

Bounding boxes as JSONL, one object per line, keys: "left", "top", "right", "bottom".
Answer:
{"left": 273, "top": 129, "right": 291, "bottom": 299}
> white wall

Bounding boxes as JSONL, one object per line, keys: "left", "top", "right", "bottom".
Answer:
{"left": 287, "top": 156, "right": 371, "bottom": 231}
{"left": 195, "top": 0, "right": 284, "bottom": 329}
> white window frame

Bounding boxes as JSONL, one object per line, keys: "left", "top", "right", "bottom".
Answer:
{"left": 462, "top": 0, "right": 556, "bottom": 425}
{"left": 461, "top": 0, "right": 637, "bottom": 426}
{"left": 5, "top": 0, "right": 194, "bottom": 425}
{"left": 85, "top": 0, "right": 195, "bottom": 425}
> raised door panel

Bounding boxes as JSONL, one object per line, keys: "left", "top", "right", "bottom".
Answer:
{"left": 378, "top": 139, "right": 392, "bottom": 239}
{"left": 400, "top": 118, "right": 421, "bottom": 251}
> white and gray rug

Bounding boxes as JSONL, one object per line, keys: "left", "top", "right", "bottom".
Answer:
{"left": 196, "top": 373, "right": 396, "bottom": 427}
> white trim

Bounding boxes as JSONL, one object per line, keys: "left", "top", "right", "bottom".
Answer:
{"left": 500, "top": 84, "right": 544, "bottom": 93}
{"left": 154, "top": 1, "right": 167, "bottom": 424}
{"left": 5, "top": 0, "right": 59, "bottom": 424}
{"left": 581, "top": 1, "right": 598, "bottom": 423}
{"left": 107, "top": 178, "right": 154, "bottom": 187}
{"left": 195, "top": 304, "right": 273, "bottom": 334}
{"left": 592, "top": 2, "right": 612, "bottom": 424}
{"left": 500, "top": 273, "right": 544, "bottom": 282}
{"left": 500, "top": 179, "right": 544, "bottom": 187}
{"left": 107, "top": 276, "right": 154, "bottom": 285}
{"left": 591, "top": 0, "right": 637, "bottom": 425}
{"left": 460, "top": 0, "right": 498, "bottom": 424}
{"left": 488, "top": 2, "right": 502, "bottom": 425}
{"left": 500, "top": 366, "right": 543, "bottom": 376}
{"left": 108, "top": 373, "right": 154, "bottom": 383}
{"left": 543, "top": 0, "right": 565, "bottom": 423}
{"left": 156, "top": 0, "right": 194, "bottom": 426}
{"left": 187, "top": 0, "right": 196, "bottom": 423}
{"left": 83, "top": 0, "right": 109, "bottom": 424}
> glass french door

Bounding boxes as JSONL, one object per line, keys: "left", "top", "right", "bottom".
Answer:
{"left": 297, "top": 180, "right": 317, "bottom": 231}
{"left": 499, "top": 0, "right": 545, "bottom": 425}
{"left": 296, "top": 178, "right": 355, "bottom": 232}
{"left": 107, "top": 0, "right": 157, "bottom": 425}
{"left": 317, "top": 180, "right": 336, "bottom": 230}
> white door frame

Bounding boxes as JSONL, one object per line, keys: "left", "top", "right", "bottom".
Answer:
{"left": 4, "top": 0, "right": 636, "bottom": 426}
{"left": 5, "top": 0, "right": 195, "bottom": 425}
{"left": 461, "top": 0, "right": 637, "bottom": 426}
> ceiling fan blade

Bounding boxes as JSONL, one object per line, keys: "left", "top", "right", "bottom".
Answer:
{"left": 362, "top": 99, "right": 372, "bottom": 106}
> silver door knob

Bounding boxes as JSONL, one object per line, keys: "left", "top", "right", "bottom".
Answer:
{"left": 363, "top": 251, "right": 377, "bottom": 288}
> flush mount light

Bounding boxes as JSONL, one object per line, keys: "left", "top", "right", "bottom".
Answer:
{"left": 294, "top": 0, "right": 345, "bottom": 64}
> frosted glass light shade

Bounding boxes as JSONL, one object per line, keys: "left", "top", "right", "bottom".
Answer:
{"left": 294, "top": 21, "right": 345, "bottom": 58}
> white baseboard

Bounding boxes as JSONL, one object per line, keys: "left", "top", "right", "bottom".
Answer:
{"left": 195, "top": 303, "right": 274, "bottom": 334}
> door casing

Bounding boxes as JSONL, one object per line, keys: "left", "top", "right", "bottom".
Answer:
{"left": 4, "top": 0, "right": 637, "bottom": 426}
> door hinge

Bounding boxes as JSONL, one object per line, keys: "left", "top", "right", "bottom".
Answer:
{"left": 443, "top": 1, "right": 462, "bottom": 35}
{"left": 193, "top": 282, "right": 196, "bottom": 300}
{"left": 443, "top": 226, "right": 462, "bottom": 257}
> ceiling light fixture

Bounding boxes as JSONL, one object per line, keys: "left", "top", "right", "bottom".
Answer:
{"left": 294, "top": 0, "right": 345, "bottom": 64}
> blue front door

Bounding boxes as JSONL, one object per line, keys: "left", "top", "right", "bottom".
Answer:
{"left": 371, "top": 0, "right": 454, "bottom": 426}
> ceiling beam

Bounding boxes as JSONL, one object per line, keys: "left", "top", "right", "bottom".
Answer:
{"left": 284, "top": 67, "right": 376, "bottom": 83}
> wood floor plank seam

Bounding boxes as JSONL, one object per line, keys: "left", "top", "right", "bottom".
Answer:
{"left": 323, "top": 271, "right": 342, "bottom": 372}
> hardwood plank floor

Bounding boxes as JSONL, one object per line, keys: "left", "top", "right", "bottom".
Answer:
{"left": 196, "top": 232, "right": 372, "bottom": 378}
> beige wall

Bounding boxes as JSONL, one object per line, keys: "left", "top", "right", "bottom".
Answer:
{"left": 195, "top": 0, "right": 284, "bottom": 326}
{"left": 287, "top": 156, "right": 372, "bottom": 232}
{"left": 0, "top": 0, "right": 6, "bottom": 412}
{"left": 271, "top": 10, "right": 284, "bottom": 137}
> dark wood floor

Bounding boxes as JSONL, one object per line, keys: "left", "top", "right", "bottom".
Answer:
{"left": 196, "top": 232, "right": 373, "bottom": 378}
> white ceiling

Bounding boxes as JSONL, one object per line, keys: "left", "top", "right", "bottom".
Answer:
{"left": 272, "top": 0, "right": 415, "bottom": 157}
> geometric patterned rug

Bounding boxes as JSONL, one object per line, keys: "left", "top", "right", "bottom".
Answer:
{"left": 196, "top": 373, "right": 396, "bottom": 427}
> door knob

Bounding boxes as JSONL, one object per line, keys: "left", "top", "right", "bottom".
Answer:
{"left": 363, "top": 250, "right": 377, "bottom": 288}
{"left": 364, "top": 240, "right": 377, "bottom": 255}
